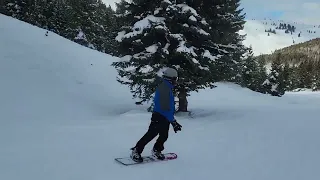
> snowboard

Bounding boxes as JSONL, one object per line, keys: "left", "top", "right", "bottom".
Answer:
{"left": 115, "top": 153, "right": 177, "bottom": 166}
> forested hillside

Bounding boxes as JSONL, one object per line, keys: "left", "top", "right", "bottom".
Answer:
{"left": 257, "top": 38, "right": 320, "bottom": 91}
{"left": 0, "top": 0, "right": 119, "bottom": 55}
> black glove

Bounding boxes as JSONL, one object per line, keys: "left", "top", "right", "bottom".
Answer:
{"left": 171, "top": 120, "right": 182, "bottom": 133}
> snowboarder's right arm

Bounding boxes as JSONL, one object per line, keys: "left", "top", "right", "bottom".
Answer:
{"left": 158, "top": 83, "right": 171, "bottom": 111}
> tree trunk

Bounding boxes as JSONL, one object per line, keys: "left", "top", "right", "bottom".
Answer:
{"left": 178, "top": 87, "right": 188, "bottom": 112}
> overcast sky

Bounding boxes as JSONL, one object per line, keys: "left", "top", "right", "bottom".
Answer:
{"left": 102, "top": 0, "right": 320, "bottom": 24}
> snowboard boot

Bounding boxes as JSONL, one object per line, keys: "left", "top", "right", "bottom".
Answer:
{"left": 151, "top": 148, "right": 165, "bottom": 160}
{"left": 130, "top": 147, "right": 143, "bottom": 163}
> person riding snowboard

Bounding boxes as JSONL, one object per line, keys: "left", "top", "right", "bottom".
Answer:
{"left": 130, "top": 67, "right": 182, "bottom": 162}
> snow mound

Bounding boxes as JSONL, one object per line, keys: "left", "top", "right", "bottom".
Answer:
{"left": 0, "top": 14, "right": 138, "bottom": 123}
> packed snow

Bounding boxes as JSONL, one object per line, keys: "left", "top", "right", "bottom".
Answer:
{"left": 116, "top": 15, "right": 165, "bottom": 41}
{"left": 145, "top": 44, "right": 158, "bottom": 53}
{"left": 115, "top": 30, "right": 126, "bottom": 42}
{"left": 176, "top": 41, "right": 197, "bottom": 56}
{"left": 154, "top": 7, "right": 162, "bottom": 15}
{"left": 201, "top": 18, "right": 208, "bottom": 25}
{"left": 162, "top": 43, "right": 170, "bottom": 54}
{"left": 189, "top": 15, "right": 197, "bottom": 22}
{"left": 196, "top": 28, "right": 210, "bottom": 35}
{"left": 183, "top": 23, "right": 189, "bottom": 27}
{"left": 162, "top": 0, "right": 172, "bottom": 5}
{"left": 1, "top": 13, "right": 320, "bottom": 180}
{"left": 120, "top": 55, "right": 132, "bottom": 62}
{"left": 176, "top": 4, "right": 198, "bottom": 16}
{"left": 202, "top": 50, "right": 220, "bottom": 62}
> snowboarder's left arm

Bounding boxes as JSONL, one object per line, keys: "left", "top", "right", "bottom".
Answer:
{"left": 157, "top": 83, "right": 175, "bottom": 122}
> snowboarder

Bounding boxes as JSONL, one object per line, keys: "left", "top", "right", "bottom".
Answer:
{"left": 130, "top": 67, "right": 182, "bottom": 162}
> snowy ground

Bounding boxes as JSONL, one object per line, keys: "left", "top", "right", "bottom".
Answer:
{"left": 1, "top": 14, "right": 320, "bottom": 180}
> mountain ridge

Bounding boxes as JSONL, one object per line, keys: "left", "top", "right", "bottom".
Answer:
{"left": 241, "top": 18, "right": 320, "bottom": 56}
{"left": 258, "top": 38, "right": 320, "bottom": 64}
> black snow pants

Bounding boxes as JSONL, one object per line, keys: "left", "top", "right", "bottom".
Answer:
{"left": 134, "top": 112, "right": 170, "bottom": 154}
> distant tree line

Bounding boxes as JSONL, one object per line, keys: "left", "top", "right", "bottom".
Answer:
{"left": 263, "top": 22, "right": 297, "bottom": 36}
{"left": 307, "top": 30, "right": 317, "bottom": 34}
{"left": 265, "top": 28, "right": 276, "bottom": 35}
{"left": 276, "top": 23, "right": 296, "bottom": 34}
{"left": 283, "top": 60, "right": 320, "bottom": 91}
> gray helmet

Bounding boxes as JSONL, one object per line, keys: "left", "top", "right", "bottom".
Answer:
{"left": 163, "top": 67, "right": 178, "bottom": 79}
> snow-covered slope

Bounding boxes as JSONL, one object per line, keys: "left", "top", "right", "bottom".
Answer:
{"left": 1, "top": 14, "right": 320, "bottom": 180}
{"left": 241, "top": 19, "right": 320, "bottom": 55}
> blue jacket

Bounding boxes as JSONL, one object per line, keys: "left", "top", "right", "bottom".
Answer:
{"left": 153, "top": 79, "right": 175, "bottom": 122}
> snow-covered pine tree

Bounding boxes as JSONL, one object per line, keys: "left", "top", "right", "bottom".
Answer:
{"left": 221, "top": 0, "right": 247, "bottom": 82}
{"left": 113, "top": 0, "right": 133, "bottom": 56}
{"left": 74, "top": 0, "right": 101, "bottom": 49}
{"left": 83, "top": 1, "right": 117, "bottom": 53}
{"left": 195, "top": 0, "right": 247, "bottom": 82}
{"left": 112, "top": 0, "right": 221, "bottom": 111}
{"left": 311, "top": 61, "right": 320, "bottom": 91}
{"left": 281, "top": 62, "right": 290, "bottom": 91}
{"left": 29, "top": 0, "right": 66, "bottom": 33}
{"left": 50, "top": 0, "right": 69, "bottom": 34}
{"left": 297, "top": 60, "right": 313, "bottom": 88}
{"left": 255, "top": 57, "right": 268, "bottom": 93}
{"left": 286, "top": 65, "right": 300, "bottom": 90}
{"left": 262, "top": 54, "right": 286, "bottom": 97}
{"left": 44, "top": 0, "right": 68, "bottom": 34}
{"left": 63, "top": 0, "right": 115, "bottom": 50}
{"left": 240, "top": 46, "right": 258, "bottom": 90}
{"left": 311, "top": 74, "right": 320, "bottom": 91}
{"left": 100, "top": 5, "right": 118, "bottom": 55}
{"left": 240, "top": 46, "right": 269, "bottom": 93}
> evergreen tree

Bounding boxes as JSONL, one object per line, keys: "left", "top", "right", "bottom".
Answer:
{"left": 255, "top": 57, "right": 268, "bottom": 93}
{"left": 311, "top": 61, "right": 320, "bottom": 91}
{"left": 262, "top": 54, "right": 286, "bottom": 97}
{"left": 112, "top": 0, "right": 222, "bottom": 111}
{"left": 297, "top": 61, "right": 313, "bottom": 88}
{"left": 240, "top": 46, "right": 257, "bottom": 90}
{"left": 196, "top": 0, "right": 247, "bottom": 82}
{"left": 241, "top": 51, "right": 268, "bottom": 93}
{"left": 0, "top": 1, "right": 5, "bottom": 14}
{"left": 100, "top": 5, "right": 118, "bottom": 55}
{"left": 28, "top": 0, "right": 67, "bottom": 33}
{"left": 46, "top": 0, "right": 69, "bottom": 34}
{"left": 2, "top": 0, "right": 29, "bottom": 20}
{"left": 281, "top": 62, "right": 290, "bottom": 91}
{"left": 311, "top": 74, "right": 320, "bottom": 91}
{"left": 285, "top": 65, "right": 297, "bottom": 90}
{"left": 113, "top": 0, "right": 133, "bottom": 56}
